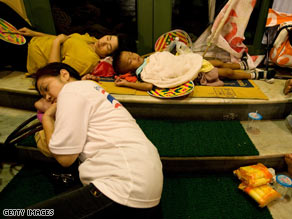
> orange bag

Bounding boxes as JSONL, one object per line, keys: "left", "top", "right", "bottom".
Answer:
{"left": 234, "top": 163, "right": 281, "bottom": 207}
{"left": 269, "top": 23, "right": 292, "bottom": 68}
{"left": 243, "top": 185, "right": 281, "bottom": 208}
{"left": 266, "top": 9, "right": 292, "bottom": 68}
{"left": 233, "top": 163, "right": 273, "bottom": 188}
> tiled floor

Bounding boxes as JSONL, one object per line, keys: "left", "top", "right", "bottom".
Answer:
{"left": 0, "top": 163, "right": 22, "bottom": 192}
{"left": 241, "top": 120, "right": 292, "bottom": 155}
{"left": 0, "top": 107, "right": 36, "bottom": 144}
{"left": 240, "top": 120, "right": 292, "bottom": 219}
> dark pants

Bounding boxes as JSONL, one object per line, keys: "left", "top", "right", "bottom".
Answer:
{"left": 0, "top": 2, "right": 32, "bottom": 71}
{"left": 27, "top": 183, "right": 163, "bottom": 219}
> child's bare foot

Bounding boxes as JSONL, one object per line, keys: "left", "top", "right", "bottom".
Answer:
{"left": 284, "top": 154, "right": 292, "bottom": 176}
{"left": 283, "top": 79, "right": 292, "bottom": 95}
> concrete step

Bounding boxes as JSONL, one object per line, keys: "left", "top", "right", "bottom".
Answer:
{"left": 0, "top": 106, "right": 36, "bottom": 144}
{"left": 0, "top": 71, "right": 38, "bottom": 111}
{"left": 1, "top": 106, "right": 292, "bottom": 155}
{"left": 1, "top": 70, "right": 292, "bottom": 120}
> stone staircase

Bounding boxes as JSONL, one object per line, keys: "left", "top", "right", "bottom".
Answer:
{"left": 1, "top": 69, "right": 292, "bottom": 167}
{"left": 1, "top": 70, "right": 292, "bottom": 120}
{"left": 1, "top": 70, "right": 292, "bottom": 218}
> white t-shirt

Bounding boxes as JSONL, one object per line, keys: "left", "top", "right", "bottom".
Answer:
{"left": 49, "top": 81, "right": 163, "bottom": 208}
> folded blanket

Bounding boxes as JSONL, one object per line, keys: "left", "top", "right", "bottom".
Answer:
{"left": 141, "top": 51, "right": 203, "bottom": 88}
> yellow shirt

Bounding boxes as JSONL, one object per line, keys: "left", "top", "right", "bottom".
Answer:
{"left": 27, "top": 33, "right": 100, "bottom": 76}
{"left": 200, "top": 59, "right": 214, "bottom": 73}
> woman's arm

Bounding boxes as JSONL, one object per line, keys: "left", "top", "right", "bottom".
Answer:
{"left": 42, "top": 103, "right": 79, "bottom": 167}
{"left": 115, "top": 77, "right": 153, "bottom": 91}
{"left": 42, "top": 103, "right": 56, "bottom": 146}
{"left": 48, "top": 34, "right": 70, "bottom": 63}
{"left": 18, "top": 27, "right": 53, "bottom": 37}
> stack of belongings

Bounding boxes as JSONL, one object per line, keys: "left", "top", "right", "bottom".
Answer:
{"left": 233, "top": 163, "right": 281, "bottom": 207}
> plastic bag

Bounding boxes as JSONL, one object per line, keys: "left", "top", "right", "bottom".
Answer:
{"left": 233, "top": 163, "right": 273, "bottom": 188}
{"left": 243, "top": 185, "right": 281, "bottom": 207}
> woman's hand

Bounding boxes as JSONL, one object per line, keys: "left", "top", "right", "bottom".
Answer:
{"left": 54, "top": 34, "right": 70, "bottom": 45}
{"left": 81, "top": 74, "right": 100, "bottom": 82}
{"left": 43, "top": 103, "right": 57, "bottom": 118}
{"left": 49, "top": 34, "right": 70, "bottom": 63}
{"left": 17, "top": 27, "right": 36, "bottom": 36}
{"left": 18, "top": 27, "right": 53, "bottom": 37}
{"left": 34, "top": 98, "right": 52, "bottom": 113}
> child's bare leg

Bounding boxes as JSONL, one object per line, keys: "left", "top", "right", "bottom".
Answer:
{"left": 208, "top": 59, "right": 224, "bottom": 67}
{"left": 284, "top": 154, "right": 292, "bottom": 176}
{"left": 218, "top": 68, "right": 251, "bottom": 80}
{"left": 221, "top": 62, "right": 241, "bottom": 70}
{"left": 34, "top": 98, "right": 52, "bottom": 113}
{"left": 208, "top": 60, "right": 241, "bottom": 69}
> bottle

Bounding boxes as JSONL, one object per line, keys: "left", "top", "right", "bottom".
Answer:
{"left": 273, "top": 174, "right": 292, "bottom": 200}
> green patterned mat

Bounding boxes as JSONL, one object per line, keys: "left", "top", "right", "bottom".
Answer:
{"left": 0, "top": 119, "right": 268, "bottom": 218}
{"left": 0, "top": 166, "right": 272, "bottom": 219}
{"left": 136, "top": 119, "right": 258, "bottom": 157}
{"left": 162, "top": 172, "right": 273, "bottom": 219}
{"left": 13, "top": 120, "right": 258, "bottom": 157}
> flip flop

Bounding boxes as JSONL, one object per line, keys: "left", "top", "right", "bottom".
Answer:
{"left": 283, "top": 79, "right": 292, "bottom": 95}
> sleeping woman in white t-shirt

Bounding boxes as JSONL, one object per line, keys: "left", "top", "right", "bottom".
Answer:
{"left": 30, "top": 62, "right": 163, "bottom": 218}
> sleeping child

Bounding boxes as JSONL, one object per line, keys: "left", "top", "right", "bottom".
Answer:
{"left": 113, "top": 51, "right": 224, "bottom": 91}
{"left": 113, "top": 51, "right": 275, "bottom": 91}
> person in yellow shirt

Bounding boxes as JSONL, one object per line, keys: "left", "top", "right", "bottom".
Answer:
{"left": 32, "top": 34, "right": 99, "bottom": 118}
{"left": 17, "top": 27, "right": 120, "bottom": 76}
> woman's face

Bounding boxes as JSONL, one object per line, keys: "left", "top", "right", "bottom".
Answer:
{"left": 37, "top": 70, "right": 69, "bottom": 103}
{"left": 94, "top": 35, "right": 118, "bottom": 57}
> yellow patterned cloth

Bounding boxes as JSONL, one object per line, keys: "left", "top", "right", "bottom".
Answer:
{"left": 98, "top": 79, "right": 268, "bottom": 100}
{"left": 192, "top": 80, "right": 268, "bottom": 100}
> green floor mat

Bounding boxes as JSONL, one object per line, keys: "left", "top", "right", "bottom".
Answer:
{"left": 0, "top": 167, "right": 273, "bottom": 219}
{"left": 136, "top": 119, "right": 258, "bottom": 157}
{"left": 0, "top": 165, "right": 55, "bottom": 215}
{"left": 161, "top": 173, "right": 273, "bottom": 219}
{"left": 13, "top": 120, "right": 257, "bottom": 157}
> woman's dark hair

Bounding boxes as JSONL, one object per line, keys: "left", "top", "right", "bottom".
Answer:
{"left": 34, "top": 62, "right": 81, "bottom": 93}
{"left": 112, "top": 50, "right": 123, "bottom": 75}
{"left": 112, "top": 33, "right": 136, "bottom": 74}
{"left": 116, "top": 33, "right": 136, "bottom": 52}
